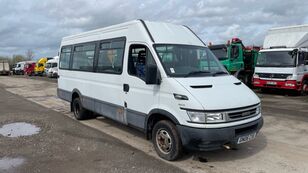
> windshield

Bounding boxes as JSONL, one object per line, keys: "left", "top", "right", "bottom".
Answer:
{"left": 51, "top": 63, "right": 57, "bottom": 68}
{"left": 257, "top": 51, "right": 296, "bottom": 67}
{"left": 154, "top": 44, "right": 228, "bottom": 77}
{"left": 210, "top": 47, "right": 228, "bottom": 60}
{"left": 45, "top": 63, "right": 51, "bottom": 68}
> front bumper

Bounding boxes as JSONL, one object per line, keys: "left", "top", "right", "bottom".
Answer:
{"left": 177, "top": 117, "right": 263, "bottom": 151}
{"left": 253, "top": 78, "right": 300, "bottom": 90}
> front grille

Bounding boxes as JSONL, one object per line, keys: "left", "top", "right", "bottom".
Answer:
{"left": 256, "top": 73, "right": 291, "bottom": 79}
{"left": 226, "top": 104, "right": 259, "bottom": 122}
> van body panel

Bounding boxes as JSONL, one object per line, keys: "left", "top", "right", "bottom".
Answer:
{"left": 145, "top": 21, "right": 204, "bottom": 46}
{"left": 174, "top": 76, "right": 260, "bottom": 110}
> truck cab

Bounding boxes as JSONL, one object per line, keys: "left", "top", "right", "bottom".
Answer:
{"left": 254, "top": 48, "right": 308, "bottom": 94}
{"left": 35, "top": 57, "right": 52, "bottom": 76}
{"left": 13, "top": 61, "right": 26, "bottom": 75}
{"left": 24, "top": 62, "right": 36, "bottom": 76}
{"left": 45, "top": 56, "right": 59, "bottom": 78}
{"left": 209, "top": 38, "right": 259, "bottom": 86}
{"left": 253, "top": 25, "right": 308, "bottom": 95}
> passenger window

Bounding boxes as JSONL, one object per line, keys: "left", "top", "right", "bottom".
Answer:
{"left": 97, "top": 40, "right": 125, "bottom": 74}
{"left": 305, "top": 52, "right": 308, "bottom": 65}
{"left": 298, "top": 52, "right": 305, "bottom": 65}
{"left": 59, "top": 47, "right": 71, "bottom": 69}
{"left": 128, "top": 45, "right": 156, "bottom": 80}
{"left": 72, "top": 44, "right": 95, "bottom": 71}
{"left": 231, "top": 45, "right": 239, "bottom": 60}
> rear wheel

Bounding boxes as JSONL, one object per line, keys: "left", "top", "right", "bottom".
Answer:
{"left": 72, "top": 97, "right": 92, "bottom": 120}
{"left": 152, "top": 120, "right": 182, "bottom": 161}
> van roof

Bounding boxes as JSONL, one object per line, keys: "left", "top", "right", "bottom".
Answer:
{"left": 61, "top": 20, "right": 205, "bottom": 47}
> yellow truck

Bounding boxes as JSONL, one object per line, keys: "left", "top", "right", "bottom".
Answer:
{"left": 34, "top": 57, "right": 52, "bottom": 76}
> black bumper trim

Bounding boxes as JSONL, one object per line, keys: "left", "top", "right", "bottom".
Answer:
{"left": 177, "top": 117, "right": 263, "bottom": 151}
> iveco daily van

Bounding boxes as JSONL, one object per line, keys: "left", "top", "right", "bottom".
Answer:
{"left": 57, "top": 20, "right": 263, "bottom": 161}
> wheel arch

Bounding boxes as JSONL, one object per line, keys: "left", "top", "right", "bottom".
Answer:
{"left": 145, "top": 109, "right": 180, "bottom": 140}
{"left": 70, "top": 89, "right": 82, "bottom": 112}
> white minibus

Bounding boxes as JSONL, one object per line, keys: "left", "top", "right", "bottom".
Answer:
{"left": 58, "top": 20, "right": 263, "bottom": 160}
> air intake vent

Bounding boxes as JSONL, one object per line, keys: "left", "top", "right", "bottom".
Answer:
{"left": 190, "top": 85, "right": 212, "bottom": 88}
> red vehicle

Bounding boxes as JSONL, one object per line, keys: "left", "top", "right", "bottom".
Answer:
{"left": 24, "top": 62, "right": 36, "bottom": 76}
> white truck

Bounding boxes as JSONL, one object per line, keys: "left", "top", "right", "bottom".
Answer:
{"left": 13, "top": 61, "right": 26, "bottom": 75}
{"left": 253, "top": 24, "right": 308, "bottom": 95}
{"left": 45, "top": 56, "right": 59, "bottom": 78}
{"left": 0, "top": 60, "right": 10, "bottom": 75}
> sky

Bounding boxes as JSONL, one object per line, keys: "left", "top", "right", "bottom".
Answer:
{"left": 1, "top": 0, "right": 308, "bottom": 59}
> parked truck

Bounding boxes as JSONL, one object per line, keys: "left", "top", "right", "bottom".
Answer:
{"left": 34, "top": 57, "right": 52, "bottom": 76}
{"left": 45, "top": 56, "right": 59, "bottom": 78}
{"left": 0, "top": 60, "right": 10, "bottom": 75}
{"left": 24, "top": 62, "right": 36, "bottom": 76}
{"left": 13, "top": 61, "right": 26, "bottom": 75}
{"left": 253, "top": 24, "right": 308, "bottom": 95}
{"left": 209, "top": 38, "right": 260, "bottom": 86}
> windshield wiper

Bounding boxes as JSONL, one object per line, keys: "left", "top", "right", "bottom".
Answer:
{"left": 184, "top": 70, "right": 211, "bottom": 77}
{"left": 212, "top": 71, "right": 228, "bottom": 76}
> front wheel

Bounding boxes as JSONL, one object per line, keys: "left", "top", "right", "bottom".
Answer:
{"left": 152, "top": 120, "right": 183, "bottom": 161}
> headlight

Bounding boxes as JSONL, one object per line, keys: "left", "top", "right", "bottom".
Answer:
{"left": 253, "top": 74, "right": 259, "bottom": 78}
{"left": 205, "top": 113, "right": 225, "bottom": 123}
{"left": 256, "top": 105, "right": 261, "bottom": 115}
{"left": 286, "top": 75, "right": 293, "bottom": 80}
{"left": 186, "top": 111, "right": 225, "bottom": 123}
{"left": 186, "top": 111, "right": 205, "bottom": 123}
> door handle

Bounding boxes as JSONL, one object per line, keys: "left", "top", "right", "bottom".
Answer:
{"left": 123, "top": 84, "right": 129, "bottom": 92}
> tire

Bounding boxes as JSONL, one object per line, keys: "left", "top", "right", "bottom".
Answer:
{"left": 72, "top": 97, "right": 92, "bottom": 120}
{"left": 152, "top": 120, "right": 182, "bottom": 161}
{"left": 300, "top": 80, "right": 308, "bottom": 96}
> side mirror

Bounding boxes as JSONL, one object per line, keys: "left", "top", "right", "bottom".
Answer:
{"left": 145, "top": 64, "right": 160, "bottom": 85}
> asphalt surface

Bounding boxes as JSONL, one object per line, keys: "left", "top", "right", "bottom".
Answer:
{"left": 0, "top": 84, "right": 184, "bottom": 173}
{"left": 0, "top": 75, "right": 308, "bottom": 173}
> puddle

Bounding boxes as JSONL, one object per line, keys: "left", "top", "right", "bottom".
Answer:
{"left": 0, "top": 157, "right": 25, "bottom": 170}
{"left": 0, "top": 122, "right": 40, "bottom": 137}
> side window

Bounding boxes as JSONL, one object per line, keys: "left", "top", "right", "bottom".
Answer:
{"left": 59, "top": 46, "right": 71, "bottom": 69}
{"left": 298, "top": 52, "right": 305, "bottom": 65}
{"left": 72, "top": 44, "right": 95, "bottom": 71}
{"left": 305, "top": 52, "right": 308, "bottom": 65}
{"left": 97, "top": 40, "right": 125, "bottom": 74}
{"left": 128, "top": 45, "right": 156, "bottom": 80}
{"left": 231, "top": 45, "right": 239, "bottom": 59}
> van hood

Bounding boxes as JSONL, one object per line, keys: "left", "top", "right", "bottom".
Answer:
{"left": 174, "top": 76, "right": 260, "bottom": 110}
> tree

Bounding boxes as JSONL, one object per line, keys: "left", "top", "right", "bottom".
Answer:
{"left": 11, "top": 54, "right": 27, "bottom": 64}
{"left": 25, "top": 49, "right": 35, "bottom": 60}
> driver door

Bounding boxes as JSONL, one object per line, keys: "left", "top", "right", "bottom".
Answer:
{"left": 122, "top": 43, "right": 160, "bottom": 129}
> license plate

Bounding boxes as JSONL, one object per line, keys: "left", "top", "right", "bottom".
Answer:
{"left": 266, "top": 81, "right": 277, "bottom": 85}
{"left": 237, "top": 132, "right": 256, "bottom": 144}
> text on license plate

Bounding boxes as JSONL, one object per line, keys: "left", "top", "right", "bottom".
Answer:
{"left": 237, "top": 132, "right": 256, "bottom": 144}
{"left": 266, "top": 81, "right": 277, "bottom": 85}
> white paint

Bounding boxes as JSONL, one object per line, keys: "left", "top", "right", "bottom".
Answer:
{"left": 0, "top": 122, "right": 40, "bottom": 138}
{"left": 0, "top": 157, "right": 25, "bottom": 170}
